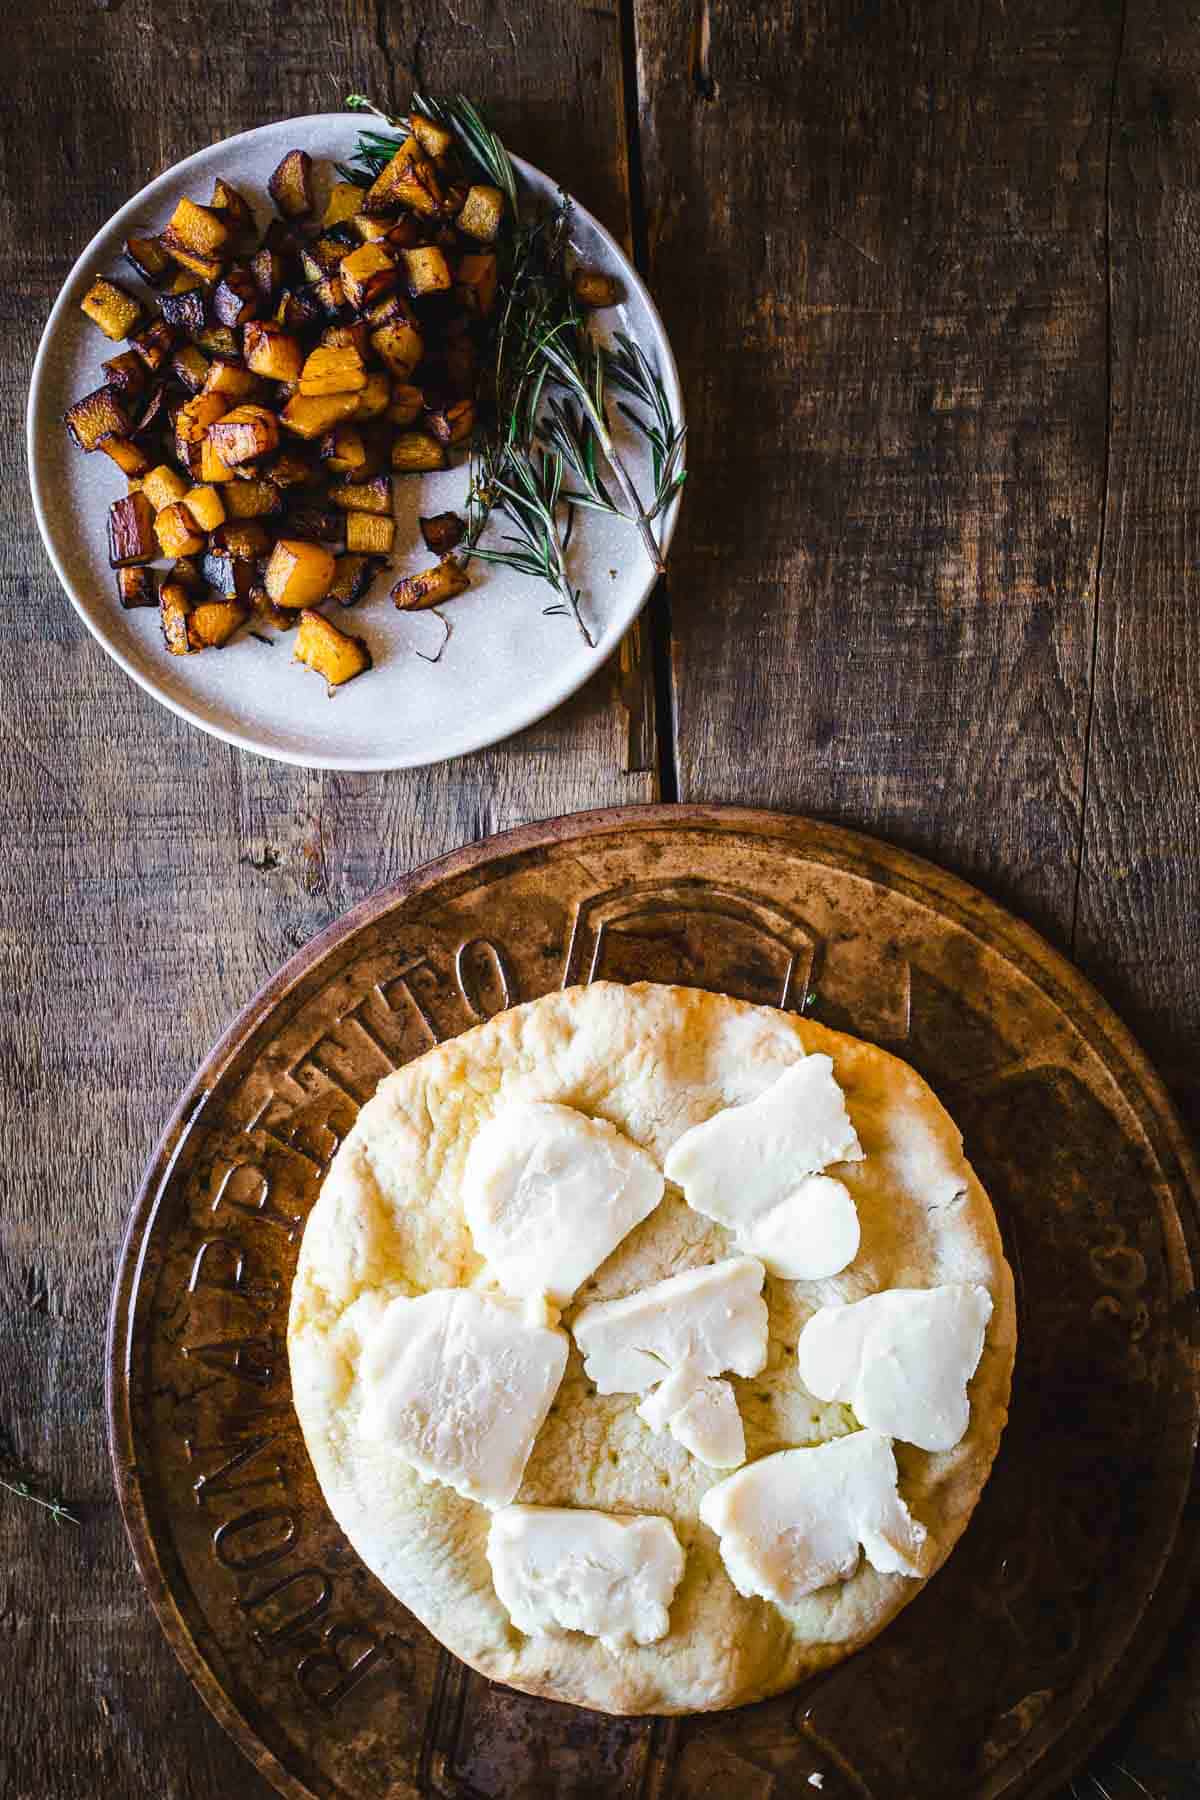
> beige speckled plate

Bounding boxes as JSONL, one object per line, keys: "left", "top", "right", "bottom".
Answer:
{"left": 28, "top": 115, "right": 682, "bottom": 770}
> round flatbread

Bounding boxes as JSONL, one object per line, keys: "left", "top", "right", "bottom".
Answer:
{"left": 288, "top": 982, "right": 1016, "bottom": 1714}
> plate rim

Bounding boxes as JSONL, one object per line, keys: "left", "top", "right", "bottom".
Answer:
{"left": 106, "top": 802, "right": 1200, "bottom": 1800}
{"left": 28, "top": 113, "right": 683, "bottom": 772}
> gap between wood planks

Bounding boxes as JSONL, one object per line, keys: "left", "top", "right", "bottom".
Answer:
{"left": 618, "top": 0, "right": 679, "bottom": 800}
{"left": 1070, "top": 0, "right": 1130, "bottom": 954}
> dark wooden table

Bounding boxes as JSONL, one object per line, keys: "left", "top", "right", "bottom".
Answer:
{"left": 2, "top": 2, "right": 1197, "bottom": 1796}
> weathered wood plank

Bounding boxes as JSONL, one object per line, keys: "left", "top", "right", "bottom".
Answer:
{"left": 1074, "top": 5, "right": 1200, "bottom": 1143}
{"left": 633, "top": 0, "right": 1115, "bottom": 946}
{"left": 0, "top": 2, "right": 646, "bottom": 1795}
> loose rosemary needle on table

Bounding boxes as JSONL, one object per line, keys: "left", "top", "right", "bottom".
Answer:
{"left": 344, "top": 92, "right": 685, "bottom": 644}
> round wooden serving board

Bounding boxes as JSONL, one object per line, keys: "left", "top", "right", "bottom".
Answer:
{"left": 107, "top": 805, "right": 1200, "bottom": 1800}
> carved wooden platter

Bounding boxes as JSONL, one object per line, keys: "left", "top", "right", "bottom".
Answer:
{"left": 107, "top": 805, "right": 1200, "bottom": 1800}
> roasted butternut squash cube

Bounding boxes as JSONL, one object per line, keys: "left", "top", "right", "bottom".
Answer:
{"left": 339, "top": 243, "right": 397, "bottom": 311}
{"left": 81, "top": 276, "right": 144, "bottom": 341}
{"left": 351, "top": 372, "right": 390, "bottom": 422}
{"left": 116, "top": 565, "right": 157, "bottom": 609}
{"left": 370, "top": 320, "right": 424, "bottom": 379}
{"left": 400, "top": 245, "right": 452, "bottom": 297}
{"left": 202, "top": 358, "right": 260, "bottom": 401}
{"left": 210, "top": 177, "right": 255, "bottom": 239}
{"left": 182, "top": 484, "right": 226, "bottom": 532}
{"left": 327, "top": 553, "right": 379, "bottom": 607}
{"left": 98, "top": 434, "right": 150, "bottom": 478}
{"left": 456, "top": 251, "right": 498, "bottom": 317}
{"left": 322, "top": 320, "right": 372, "bottom": 356}
{"left": 175, "top": 392, "right": 228, "bottom": 468}
{"left": 167, "top": 269, "right": 204, "bottom": 294}
{"left": 159, "top": 287, "right": 207, "bottom": 336}
{"left": 170, "top": 344, "right": 211, "bottom": 394}
{"left": 159, "top": 578, "right": 194, "bottom": 654}
{"left": 267, "top": 450, "right": 317, "bottom": 489}
{"left": 202, "top": 548, "right": 255, "bottom": 599}
{"left": 319, "top": 424, "right": 370, "bottom": 478}
{"left": 130, "top": 318, "right": 177, "bottom": 372}
{"left": 107, "top": 491, "right": 157, "bottom": 567}
{"left": 207, "top": 404, "right": 279, "bottom": 465}
{"left": 364, "top": 137, "right": 443, "bottom": 218}
{"left": 410, "top": 111, "right": 454, "bottom": 159}
{"left": 169, "top": 555, "right": 205, "bottom": 594}
{"left": 280, "top": 391, "right": 361, "bottom": 439}
{"left": 427, "top": 399, "right": 475, "bottom": 447}
{"left": 199, "top": 435, "right": 236, "bottom": 483}
{"left": 268, "top": 149, "right": 314, "bottom": 219}
{"left": 419, "top": 510, "right": 465, "bottom": 554}
{"left": 100, "top": 350, "right": 147, "bottom": 396}
{"left": 195, "top": 324, "right": 240, "bottom": 359}
{"left": 212, "top": 520, "right": 272, "bottom": 559}
{"left": 456, "top": 183, "right": 505, "bottom": 243}
{"left": 248, "top": 584, "right": 295, "bottom": 630}
{"left": 213, "top": 266, "right": 259, "bottom": 328}
{"left": 155, "top": 501, "right": 206, "bottom": 558}
{"left": 284, "top": 505, "right": 344, "bottom": 544}
{"left": 124, "top": 235, "right": 171, "bottom": 285}
{"left": 572, "top": 268, "right": 621, "bottom": 308}
{"left": 329, "top": 474, "right": 392, "bottom": 515}
{"left": 344, "top": 510, "right": 395, "bottom": 555}
{"left": 294, "top": 608, "right": 372, "bottom": 688}
{"left": 391, "top": 431, "right": 447, "bottom": 473}
{"left": 163, "top": 196, "right": 230, "bottom": 258}
{"left": 391, "top": 556, "right": 470, "bottom": 610}
{"left": 351, "top": 211, "right": 394, "bottom": 243}
{"left": 264, "top": 537, "right": 337, "bottom": 609}
{"left": 189, "top": 599, "right": 247, "bottom": 648}
{"left": 223, "top": 478, "right": 283, "bottom": 520}
{"left": 299, "top": 345, "right": 366, "bottom": 397}
{"left": 324, "top": 180, "right": 366, "bottom": 227}
{"left": 251, "top": 245, "right": 284, "bottom": 298}
{"left": 143, "top": 464, "right": 190, "bottom": 512}
{"left": 243, "top": 320, "right": 304, "bottom": 383}
{"left": 165, "top": 244, "right": 226, "bottom": 283}
{"left": 388, "top": 383, "right": 424, "bottom": 426}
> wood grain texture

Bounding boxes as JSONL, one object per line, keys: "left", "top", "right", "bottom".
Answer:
{"left": 633, "top": 0, "right": 1115, "bottom": 947}
{"left": 0, "top": 2, "right": 647, "bottom": 1796}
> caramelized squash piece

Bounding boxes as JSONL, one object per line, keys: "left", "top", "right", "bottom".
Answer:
{"left": 280, "top": 391, "right": 360, "bottom": 439}
{"left": 108, "top": 492, "right": 157, "bottom": 567}
{"left": 98, "top": 434, "right": 151, "bottom": 478}
{"left": 339, "top": 243, "right": 397, "bottom": 311}
{"left": 400, "top": 245, "right": 452, "bottom": 297}
{"left": 210, "top": 177, "right": 255, "bottom": 239}
{"left": 363, "top": 136, "right": 444, "bottom": 218}
{"left": 264, "top": 537, "right": 337, "bottom": 608}
{"left": 269, "top": 149, "right": 314, "bottom": 219}
{"left": 182, "top": 483, "right": 226, "bottom": 532}
{"left": 159, "top": 288, "right": 206, "bottom": 335}
{"left": 159, "top": 578, "right": 194, "bottom": 654}
{"left": 124, "top": 235, "right": 171, "bottom": 285}
{"left": 130, "top": 318, "right": 177, "bottom": 372}
{"left": 155, "top": 501, "right": 206, "bottom": 558}
{"left": 456, "top": 251, "right": 498, "bottom": 317}
{"left": 202, "top": 359, "right": 261, "bottom": 401}
{"left": 143, "top": 464, "right": 190, "bottom": 512}
{"left": 329, "top": 475, "right": 392, "bottom": 515}
{"left": 171, "top": 344, "right": 210, "bottom": 394}
{"left": 327, "top": 553, "right": 379, "bottom": 607}
{"left": 299, "top": 345, "right": 366, "bottom": 397}
{"left": 199, "top": 435, "right": 236, "bottom": 483}
{"left": 456, "top": 184, "right": 505, "bottom": 243}
{"left": 163, "top": 197, "right": 229, "bottom": 257}
{"left": 323, "top": 181, "right": 366, "bottom": 228}
{"left": 81, "top": 277, "right": 144, "bottom": 341}
{"left": 419, "top": 511, "right": 465, "bottom": 555}
{"left": 388, "top": 383, "right": 424, "bottom": 426}
{"left": 207, "top": 403, "right": 279, "bottom": 465}
{"left": 350, "top": 372, "right": 390, "bottom": 422}
{"left": 427, "top": 399, "right": 475, "bottom": 447}
{"left": 189, "top": 599, "right": 247, "bottom": 648}
{"left": 243, "top": 320, "right": 304, "bottom": 383}
{"left": 294, "top": 608, "right": 372, "bottom": 688}
{"left": 369, "top": 320, "right": 423, "bottom": 379}
{"left": 391, "top": 556, "right": 470, "bottom": 611}
{"left": 223, "top": 478, "right": 283, "bottom": 520}
{"left": 345, "top": 511, "right": 395, "bottom": 555}
{"left": 116, "top": 565, "right": 157, "bottom": 609}
{"left": 65, "top": 387, "right": 130, "bottom": 453}
{"left": 100, "top": 350, "right": 147, "bottom": 396}
{"left": 213, "top": 266, "right": 259, "bottom": 328}
{"left": 391, "top": 431, "right": 447, "bottom": 473}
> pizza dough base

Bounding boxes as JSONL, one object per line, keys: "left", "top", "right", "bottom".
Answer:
{"left": 288, "top": 982, "right": 1016, "bottom": 1714}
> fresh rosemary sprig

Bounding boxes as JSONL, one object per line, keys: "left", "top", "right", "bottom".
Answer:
{"left": 471, "top": 448, "right": 594, "bottom": 646}
{"left": 409, "top": 92, "right": 521, "bottom": 221}
{"left": 540, "top": 393, "right": 619, "bottom": 515}
{"left": 605, "top": 332, "right": 688, "bottom": 519}
{"left": 0, "top": 1475, "right": 79, "bottom": 1526}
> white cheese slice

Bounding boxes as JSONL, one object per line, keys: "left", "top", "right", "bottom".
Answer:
{"left": 463, "top": 1101, "right": 664, "bottom": 1305}
{"left": 797, "top": 1284, "right": 993, "bottom": 1452}
{"left": 487, "top": 1505, "right": 685, "bottom": 1649}
{"left": 737, "top": 1175, "right": 860, "bottom": 1280}
{"left": 664, "top": 1056, "right": 864, "bottom": 1279}
{"left": 699, "top": 1432, "right": 927, "bottom": 1603}
{"left": 637, "top": 1358, "right": 746, "bottom": 1468}
{"left": 359, "top": 1289, "right": 568, "bottom": 1507}
{"left": 572, "top": 1256, "right": 768, "bottom": 1393}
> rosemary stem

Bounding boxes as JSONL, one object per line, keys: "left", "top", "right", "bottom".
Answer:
{"left": 600, "top": 438, "right": 666, "bottom": 573}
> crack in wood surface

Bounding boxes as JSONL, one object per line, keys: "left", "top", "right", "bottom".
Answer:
{"left": 1071, "top": 0, "right": 1131, "bottom": 955}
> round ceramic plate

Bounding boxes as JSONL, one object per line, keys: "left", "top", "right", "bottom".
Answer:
{"left": 27, "top": 114, "right": 682, "bottom": 770}
{"left": 108, "top": 806, "right": 1200, "bottom": 1800}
